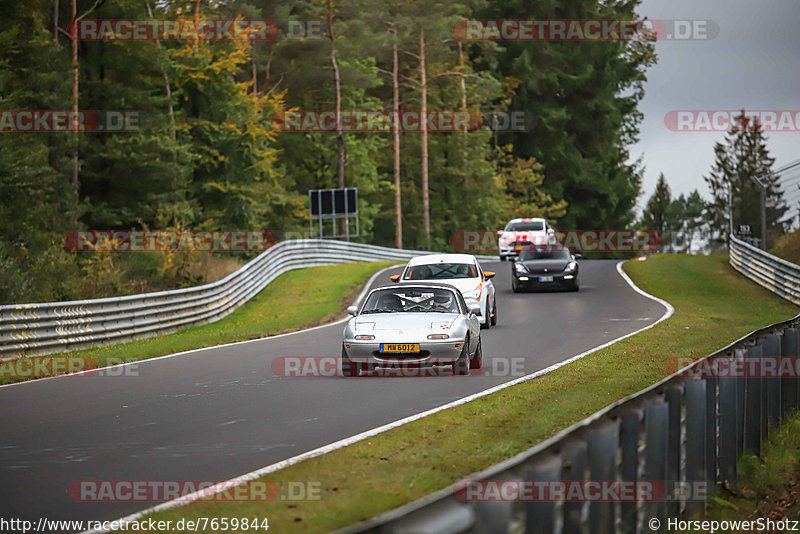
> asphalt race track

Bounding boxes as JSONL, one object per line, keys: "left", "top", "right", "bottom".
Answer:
{"left": 0, "top": 259, "right": 667, "bottom": 531}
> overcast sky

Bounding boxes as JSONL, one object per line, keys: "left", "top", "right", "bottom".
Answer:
{"left": 630, "top": 0, "right": 800, "bottom": 215}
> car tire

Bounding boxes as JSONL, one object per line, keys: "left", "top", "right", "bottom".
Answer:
{"left": 469, "top": 337, "right": 483, "bottom": 370}
{"left": 453, "top": 337, "right": 470, "bottom": 376}
{"left": 480, "top": 304, "right": 491, "bottom": 329}
{"left": 511, "top": 277, "right": 520, "bottom": 293}
{"left": 341, "top": 346, "right": 360, "bottom": 377}
{"left": 490, "top": 297, "right": 497, "bottom": 326}
{"left": 500, "top": 255, "right": 506, "bottom": 262}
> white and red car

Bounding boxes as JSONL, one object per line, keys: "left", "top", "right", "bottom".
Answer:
{"left": 390, "top": 254, "right": 497, "bottom": 329}
{"left": 497, "top": 217, "right": 556, "bottom": 261}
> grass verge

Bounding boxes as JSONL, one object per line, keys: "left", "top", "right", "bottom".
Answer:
{"left": 132, "top": 255, "right": 798, "bottom": 533}
{"left": 689, "top": 411, "right": 800, "bottom": 530}
{"left": 0, "top": 261, "right": 398, "bottom": 385}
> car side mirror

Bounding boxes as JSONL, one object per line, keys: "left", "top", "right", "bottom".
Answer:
{"left": 346, "top": 306, "right": 359, "bottom": 316}
{"left": 389, "top": 274, "right": 400, "bottom": 282}
{"left": 468, "top": 303, "right": 480, "bottom": 315}
{"left": 572, "top": 253, "right": 582, "bottom": 260}
{"left": 496, "top": 230, "right": 504, "bottom": 238}
{"left": 484, "top": 271, "right": 495, "bottom": 279}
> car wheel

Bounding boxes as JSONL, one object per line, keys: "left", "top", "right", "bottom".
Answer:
{"left": 480, "top": 303, "right": 491, "bottom": 329}
{"left": 511, "top": 277, "right": 519, "bottom": 293}
{"left": 469, "top": 337, "right": 483, "bottom": 369}
{"left": 341, "top": 345, "right": 360, "bottom": 377}
{"left": 490, "top": 298, "right": 497, "bottom": 326}
{"left": 500, "top": 255, "right": 506, "bottom": 262}
{"left": 453, "top": 337, "right": 470, "bottom": 376}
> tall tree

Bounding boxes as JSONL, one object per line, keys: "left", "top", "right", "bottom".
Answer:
{"left": 704, "top": 111, "right": 788, "bottom": 245}
{"left": 641, "top": 173, "right": 671, "bottom": 235}
{"left": 483, "top": 0, "right": 656, "bottom": 230}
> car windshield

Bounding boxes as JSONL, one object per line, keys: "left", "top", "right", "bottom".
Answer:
{"left": 402, "top": 262, "right": 477, "bottom": 280}
{"left": 506, "top": 221, "right": 545, "bottom": 231}
{"left": 520, "top": 248, "right": 572, "bottom": 261}
{"left": 361, "top": 288, "right": 461, "bottom": 314}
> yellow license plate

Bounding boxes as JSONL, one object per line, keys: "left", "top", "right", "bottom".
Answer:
{"left": 380, "top": 343, "right": 420, "bottom": 353}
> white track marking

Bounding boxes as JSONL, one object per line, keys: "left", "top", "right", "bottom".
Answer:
{"left": 80, "top": 260, "right": 674, "bottom": 534}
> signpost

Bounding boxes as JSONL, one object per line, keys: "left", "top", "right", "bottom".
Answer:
{"left": 308, "top": 187, "right": 358, "bottom": 240}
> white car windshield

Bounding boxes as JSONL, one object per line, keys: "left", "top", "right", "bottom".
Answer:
{"left": 402, "top": 263, "right": 477, "bottom": 280}
{"left": 506, "top": 221, "right": 545, "bottom": 231}
{"left": 361, "top": 288, "right": 461, "bottom": 314}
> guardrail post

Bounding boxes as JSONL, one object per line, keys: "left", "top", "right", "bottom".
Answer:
{"left": 619, "top": 410, "right": 640, "bottom": 534}
{"left": 644, "top": 401, "right": 668, "bottom": 527}
{"left": 718, "top": 371, "right": 737, "bottom": 485}
{"left": 473, "top": 499, "right": 512, "bottom": 534}
{"left": 735, "top": 349, "right": 745, "bottom": 458}
{"left": 743, "top": 343, "right": 763, "bottom": 455}
{"left": 525, "top": 455, "right": 561, "bottom": 534}
{"left": 764, "top": 334, "right": 782, "bottom": 430}
{"left": 665, "top": 386, "right": 682, "bottom": 519}
{"left": 588, "top": 422, "right": 619, "bottom": 534}
{"left": 781, "top": 327, "right": 799, "bottom": 415}
{"left": 705, "top": 375, "right": 718, "bottom": 496}
{"left": 684, "top": 379, "right": 707, "bottom": 518}
{"left": 561, "top": 441, "right": 587, "bottom": 534}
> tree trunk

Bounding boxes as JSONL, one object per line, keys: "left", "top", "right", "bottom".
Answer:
{"left": 419, "top": 26, "right": 430, "bottom": 247}
{"left": 147, "top": 3, "right": 176, "bottom": 143}
{"left": 70, "top": 0, "right": 78, "bottom": 190}
{"left": 457, "top": 40, "right": 468, "bottom": 186}
{"left": 327, "top": 0, "right": 347, "bottom": 239}
{"left": 392, "top": 28, "right": 402, "bottom": 249}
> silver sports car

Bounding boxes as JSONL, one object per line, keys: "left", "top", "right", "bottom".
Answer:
{"left": 341, "top": 283, "right": 482, "bottom": 377}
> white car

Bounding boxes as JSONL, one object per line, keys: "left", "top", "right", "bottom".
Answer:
{"left": 497, "top": 217, "right": 556, "bottom": 261}
{"left": 391, "top": 254, "right": 497, "bottom": 329}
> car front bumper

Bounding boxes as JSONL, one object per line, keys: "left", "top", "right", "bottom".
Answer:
{"left": 514, "top": 272, "right": 578, "bottom": 289}
{"left": 342, "top": 339, "right": 465, "bottom": 366}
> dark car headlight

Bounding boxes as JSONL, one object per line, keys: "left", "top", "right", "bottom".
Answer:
{"left": 514, "top": 262, "right": 528, "bottom": 273}
{"left": 565, "top": 261, "right": 577, "bottom": 272}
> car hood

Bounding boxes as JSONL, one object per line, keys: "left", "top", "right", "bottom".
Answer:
{"left": 354, "top": 313, "right": 459, "bottom": 331}
{"left": 419, "top": 277, "right": 482, "bottom": 295}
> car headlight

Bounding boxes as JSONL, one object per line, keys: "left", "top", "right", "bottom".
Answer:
{"left": 463, "top": 289, "right": 481, "bottom": 300}
{"left": 500, "top": 234, "right": 513, "bottom": 244}
{"left": 565, "top": 261, "right": 577, "bottom": 272}
{"left": 514, "top": 262, "right": 528, "bottom": 273}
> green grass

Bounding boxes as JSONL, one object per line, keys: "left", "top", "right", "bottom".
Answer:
{"left": 679, "top": 412, "right": 800, "bottom": 531}
{"left": 132, "top": 254, "right": 798, "bottom": 533}
{"left": 0, "top": 261, "right": 398, "bottom": 384}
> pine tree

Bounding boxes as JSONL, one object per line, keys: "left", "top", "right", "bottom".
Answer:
{"left": 704, "top": 111, "right": 788, "bottom": 245}
{"left": 641, "top": 173, "right": 671, "bottom": 235}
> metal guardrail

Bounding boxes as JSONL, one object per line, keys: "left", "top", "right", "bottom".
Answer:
{"left": 730, "top": 234, "right": 800, "bottom": 305}
{"left": 0, "top": 239, "right": 496, "bottom": 358}
{"left": 335, "top": 314, "right": 800, "bottom": 534}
